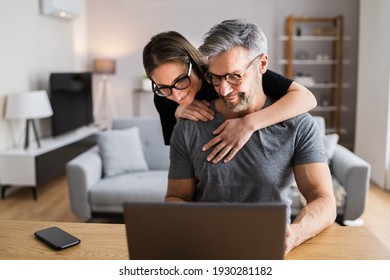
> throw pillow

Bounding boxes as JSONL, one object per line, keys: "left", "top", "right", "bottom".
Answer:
{"left": 323, "top": 133, "right": 339, "bottom": 163}
{"left": 97, "top": 127, "right": 149, "bottom": 177}
{"left": 291, "top": 177, "right": 346, "bottom": 208}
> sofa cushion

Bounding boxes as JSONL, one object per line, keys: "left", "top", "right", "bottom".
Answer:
{"left": 97, "top": 127, "right": 149, "bottom": 177}
{"left": 323, "top": 133, "right": 339, "bottom": 163}
{"left": 89, "top": 170, "right": 168, "bottom": 211}
{"left": 289, "top": 176, "right": 346, "bottom": 215}
{"left": 113, "top": 118, "right": 170, "bottom": 170}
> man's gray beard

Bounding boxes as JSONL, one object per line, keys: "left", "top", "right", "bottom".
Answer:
{"left": 223, "top": 92, "right": 254, "bottom": 112}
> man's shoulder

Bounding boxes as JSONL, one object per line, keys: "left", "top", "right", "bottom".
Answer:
{"left": 173, "top": 118, "right": 198, "bottom": 134}
{"left": 293, "top": 112, "right": 315, "bottom": 123}
{"left": 271, "top": 112, "right": 319, "bottom": 136}
{"left": 174, "top": 116, "right": 218, "bottom": 136}
{"left": 287, "top": 112, "right": 317, "bottom": 129}
{"left": 174, "top": 101, "right": 220, "bottom": 132}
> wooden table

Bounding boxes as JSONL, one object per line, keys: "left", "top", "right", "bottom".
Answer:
{"left": 0, "top": 220, "right": 389, "bottom": 260}
{"left": 0, "top": 220, "right": 127, "bottom": 260}
{"left": 286, "top": 224, "right": 390, "bottom": 260}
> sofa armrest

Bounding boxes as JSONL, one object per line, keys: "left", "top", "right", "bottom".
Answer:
{"left": 331, "top": 144, "right": 371, "bottom": 221}
{"left": 66, "top": 146, "right": 103, "bottom": 220}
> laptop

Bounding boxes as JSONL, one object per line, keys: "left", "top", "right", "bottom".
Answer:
{"left": 123, "top": 202, "right": 287, "bottom": 260}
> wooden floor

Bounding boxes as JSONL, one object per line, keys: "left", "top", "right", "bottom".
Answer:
{"left": 360, "top": 182, "right": 390, "bottom": 251}
{"left": 0, "top": 175, "right": 84, "bottom": 223}
{"left": 1, "top": 175, "right": 390, "bottom": 251}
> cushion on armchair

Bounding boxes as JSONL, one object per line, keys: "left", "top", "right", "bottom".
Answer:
{"left": 290, "top": 177, "right": 346, "bottom": 209}
{"left": 323, "top": 133, "right": 339, "bottom": 163}
{"left": 290, "top": 123, "right": 345, "bottom": 213}
{"left": 97, "top": 127, "right": 149, "bottom": 177}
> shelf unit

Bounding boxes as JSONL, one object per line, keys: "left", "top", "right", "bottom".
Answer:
{"left": 281, "top": 15, "right": 346, "bottom": 134}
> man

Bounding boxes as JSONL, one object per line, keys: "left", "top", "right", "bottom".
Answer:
{"left": 165, "top": 19, "right": 336, "bottom": 255}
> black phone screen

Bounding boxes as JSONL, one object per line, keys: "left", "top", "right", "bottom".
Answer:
{"left": 34, "top": 226, "right": 81, "bottom": 250}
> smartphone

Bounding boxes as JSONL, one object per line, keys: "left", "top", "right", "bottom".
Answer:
{"left": 34, "top": 226, "right": 81, "bottom": 250}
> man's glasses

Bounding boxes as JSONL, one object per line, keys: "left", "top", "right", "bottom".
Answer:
{"left": 152, "top": 63, "right": 192, "bottom": 97}
{"left": 204, "top": 55, "right": 261, "bottom": 86}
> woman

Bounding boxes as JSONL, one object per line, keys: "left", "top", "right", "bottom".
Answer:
{"left": 143, "top": 31, "right": 316, "bottom": 163}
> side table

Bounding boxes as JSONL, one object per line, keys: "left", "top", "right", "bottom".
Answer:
{"left": 0, "top": 126, "right": 100, "bottom": 200}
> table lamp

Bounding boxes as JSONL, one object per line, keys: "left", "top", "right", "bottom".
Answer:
{"left": 5, "top": 90, "right": 53, "bottom": 149}
{"left": 93, "top": 59, "right": 117, "bottom": 128}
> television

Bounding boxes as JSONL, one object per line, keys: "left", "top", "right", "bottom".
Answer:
{"left": 49, "top": 72, "right": 94, "bottom": 136}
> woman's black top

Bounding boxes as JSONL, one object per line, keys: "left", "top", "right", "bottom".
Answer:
{"left": 154, "top": 69, "right": 293, "bottom": 145}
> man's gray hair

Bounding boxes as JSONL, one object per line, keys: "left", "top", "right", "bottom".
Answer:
{"left": 199, "top": 19, "right": 267, "bottom": 60}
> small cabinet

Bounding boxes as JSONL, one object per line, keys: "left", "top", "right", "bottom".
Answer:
{"left": 280, "top": 15, "right": 348, "bottom": 135}
{"left": 0, "top": 127, "right": 99, "bottom": 199}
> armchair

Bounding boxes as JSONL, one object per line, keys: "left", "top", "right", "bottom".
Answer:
{"left": 289, "top": 116, "right": 371, "bottom": 224}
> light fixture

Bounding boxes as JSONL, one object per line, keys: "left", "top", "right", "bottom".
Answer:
{"left": 93, "top": 59, "right": 116, "bottom": 75}
{"left": 5, "top": 90, "right": 53, "bottom": 149}
{"left": 93, "top": 59, "right": 117, "bottom": 129}
{"left": 39, "top": 0, "right": 80, "bottom": 20}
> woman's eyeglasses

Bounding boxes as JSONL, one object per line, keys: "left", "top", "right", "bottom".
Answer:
{"left": 152, "top": 63, "right": 192, "bottom": 97}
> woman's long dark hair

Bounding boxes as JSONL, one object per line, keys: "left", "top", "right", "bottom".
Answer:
{"left": 143, "top": 31, "right": 207, "bottom": 80}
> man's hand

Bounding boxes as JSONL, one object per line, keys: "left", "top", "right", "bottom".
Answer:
{"left": 202, "top": 117, "right": 254, "bottom": 163}
{"left": 175, "top": 99, "right": 215, "bottom": 122}
{"left": 284, "top": 224, "right": 296, "bottom": 256}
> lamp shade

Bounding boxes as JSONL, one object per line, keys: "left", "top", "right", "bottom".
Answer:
{"left": 93, "top": 59, "right": 116, "bottom": 74}
{"left": 5, "top": 90, "right": 53, "bottom": 119}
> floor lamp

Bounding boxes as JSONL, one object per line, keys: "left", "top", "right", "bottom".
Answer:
{"left": 5, "top": 90, "right": 53, "bottom": 149}
{"left": 93, "top": 59, "right": 117, "bottom": 129}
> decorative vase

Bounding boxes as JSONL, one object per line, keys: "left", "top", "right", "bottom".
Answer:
{"left": 142, "top": 77, "right": 151, "bottom": 91}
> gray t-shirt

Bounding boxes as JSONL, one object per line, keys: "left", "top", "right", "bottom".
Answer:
{"left": 168, "top": 98, "right": 327, "bottom": 220}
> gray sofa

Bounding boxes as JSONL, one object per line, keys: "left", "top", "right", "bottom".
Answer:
{"left": 66, "top": 116, "right": 370, "bottom": 224}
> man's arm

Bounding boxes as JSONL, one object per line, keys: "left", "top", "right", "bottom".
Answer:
{"left": 286, "top": 162, "right": 337, "bottom": 254}
{"left": 165, "top": 178, "right": 196, "bottom": 202}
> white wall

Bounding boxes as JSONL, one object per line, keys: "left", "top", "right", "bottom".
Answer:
{"left": 355, "top": 0, "right": 390, "bottom": 190}
{"left": 85, "top": 0, "right": 276, "bottom": 118}
{"left": 73, "top": 0, "right": 88, "bottom": 72}
{"left": 86, "top": 0, "right": 360, "bottom": 146}
{"left": 0, "top": 0, "right": 86, "bottom": 150}
{"left": 0, "top": 0, "right": 360, "bottom": 150}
